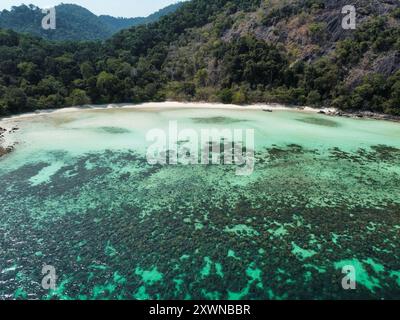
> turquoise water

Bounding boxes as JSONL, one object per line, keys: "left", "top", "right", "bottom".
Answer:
{"left": 0, "top": 107, "right": 399, "bottom": 299}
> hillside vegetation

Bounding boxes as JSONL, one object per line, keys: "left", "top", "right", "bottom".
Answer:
{"left": 0, "top": 3, "right": 184, "bottom": 41}
{"left": 99, "top": 2, "right": 185, "bottom": 34}
{"left": 0, "top": 0, "right": 399, "bottom": 116}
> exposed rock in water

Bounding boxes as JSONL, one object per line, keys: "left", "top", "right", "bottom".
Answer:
{"left": 0, "top": 146, "right": 13, "bottom": 157}
{"left": 325, "top": 109, "right": 400, "bottom": 122}
{"left": 0, "top": 126, "right": 18, "bottom": 157}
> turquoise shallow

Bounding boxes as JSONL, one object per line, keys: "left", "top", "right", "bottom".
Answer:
{"left": 0, "top": 106, "right": 399, "bottom": 300}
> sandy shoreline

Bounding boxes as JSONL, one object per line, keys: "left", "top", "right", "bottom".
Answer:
{"left": 1, "top": 101, "right": 398, "bottom": 122}
{"left": 0, "top": 101, "right": 333, "bottom": 121}
{"left": 0, "top": 102, "right": 324, "bottom": 147}
{"left": 0, "top": 102, "right": 331, "bottom": 152}
{"left": 0, "top": 101, "right": 399, "bottom": 156}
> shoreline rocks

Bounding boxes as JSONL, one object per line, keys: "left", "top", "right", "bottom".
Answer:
{"left": 322, "top": 110, "right": 400, "bottom": 123}
{"left": 0, "top": 145, "right": 13, "bottom": 157}
{"left": 0, "top": 125, "right": 17, "bottom": 158}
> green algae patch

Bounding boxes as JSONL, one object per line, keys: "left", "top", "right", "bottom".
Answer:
{"left": 200, "top": 258, "right": 225, "bottom": 279}
{"left": 96, "top": 127, "right": 131, "bottom": 134}
{"left": 304, "top": 263, "right": 326, "bottom": 274}
{"left": 191, "top": 117, "right": 247, "bottom": 124}
{"left": 89, "top": 264, "right": 109, "bottom": 271}
{"left": 304, "top": 271, "right": 313, "bottom": 282}
{"left": 92, "top": 283, "right": 117, "bottom": 298}
{"left": 134, "top": 286, "right": 150, "bottom": 300}
{"left": 14, "top": 288, "right": 28, "bottom": 299}
{"left": 135, "top": 267, "right": 163, "bottom": 285}
{"left": 228, "top": 264, "right": 263, "bottom": 300}
{"left": 113, "top": 272, "right": 127, "bottom": 285}
{"left": 224, "top": 224, "right": 260, "bottom": 237}
{"left": 174, "top": 278, "right": 184, "bottom": 294}
{"left": 331, "top": 233, "right": 340, "bottom": 245}
{"left": 227, "top": 290, "right": 248, "bottom": 300}
{"left": 291, "top": 242, "right": 317, "bottom": 261}
{"left": 195, "top": 222, "right": 204, "bottom": 230}
{"left": 180, "top": 254, "right": 190, "bottom": 261}
{"left": 228, "top": 250, "right": 240, "bottom": 260}
{"left": 215, "top": 263, "right": 224, "bottom": 278}
{"left": 246, "top": 265, "right": 262, "bottom": 284}
{"left": 45, "top": 279, "right": 70, "bottom": 300}
{"left": 200, "top": 257, "right": 212, "bottom": 278}
{"left": 296, "top": 117, "right": 340, "bottom": 128}
{"left": 267, "top": 223, "right": 289, "bottom": 238}
{"left": 389, "top": 271, "right": 400, "bottom": 286}
{"left": 201, "top": 290, "right": 221, "bottom": 300}
{"left": 105, "top": 241, "right": 118, "bottom": 257}
{"left": 2, "top": 264, "right": 17, "bottom": 273}
{"left": 364, "top": 258, "right": 385, "bottom": 273}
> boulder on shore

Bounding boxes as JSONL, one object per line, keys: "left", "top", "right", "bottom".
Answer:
{"left": 0, "top": 146, "right": 13, "bottom": 157}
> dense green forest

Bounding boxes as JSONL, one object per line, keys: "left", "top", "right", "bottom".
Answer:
{"left": 0, "top": 3, "right": 184, "bottom": 41}
{"left": 0, "top": 0, "right": 399, "bottom": 116}
{"left": 99, "top": 2, "right": 185, "bottom": 35}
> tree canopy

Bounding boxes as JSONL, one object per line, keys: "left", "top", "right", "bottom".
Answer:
{"left": 0, "top": 0, "right": 399, "bottom": 116}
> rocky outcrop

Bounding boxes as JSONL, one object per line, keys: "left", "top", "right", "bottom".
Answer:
{"left": 0, "top": 146, "right": 13, "bottom": 157}
{"left": 372, "top": 51, "right": 400, "bottom": 76}
{"left": 325, "top": 109, "right": 400, "bottom": 122}
{"left": 0, "top": 126, "right": 17, "bottom": 157}
{"left": 222, "top": 0, "right": 399, "bottom": 63}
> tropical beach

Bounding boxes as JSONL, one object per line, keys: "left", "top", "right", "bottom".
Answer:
{"left": 1, "top": 0, "right": 400, "bottom": 307}
{"left": 0, "top": 104, "right": 399, "bottom": 299}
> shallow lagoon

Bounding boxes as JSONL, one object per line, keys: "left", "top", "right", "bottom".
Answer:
{"left": 0, "top": 105, "right": 399, "bottom": 299}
